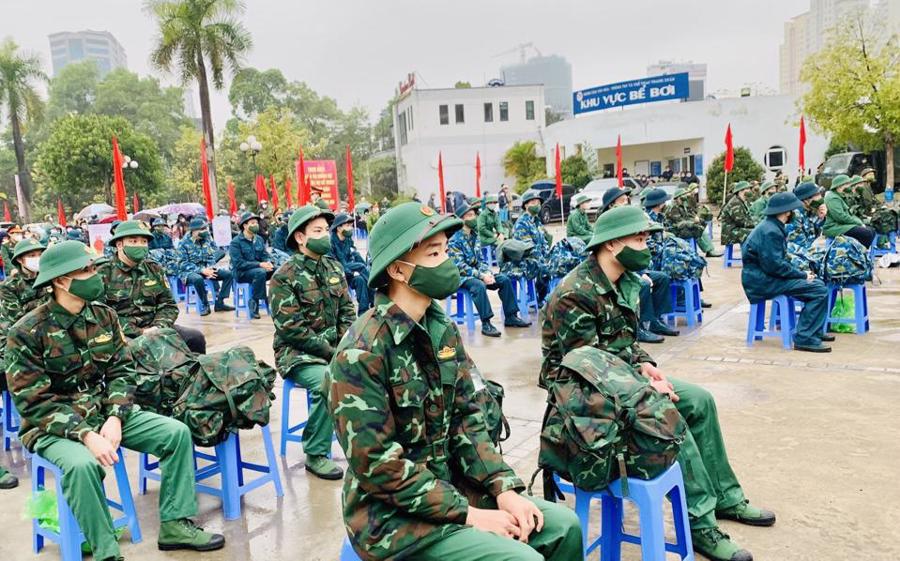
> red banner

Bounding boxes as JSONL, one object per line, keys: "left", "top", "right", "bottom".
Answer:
{"left": 269, "top": 174, "right": 279, "bottom": 210}
{"left": 724, "top": 124, "right": 734, "bottom": 173}
{"left": 227, "top": 181, "right": 238, "bottom": 215}
{"left": 57, "top": 199, "right": 67, "bottom": 227}
{"left": 303, "top": 160, "right": 340, "bottom": 210}
{"left": 200, "top": 138, "right": 214, "bottom": 220}
{"left": 297, "top": 147, "right": 309, "bottom": 206}
{"left": 438, "top": 152, "right": 446, "bottom": 213}
{"left": 475, "top": 152, "right": 481, "bottom": 198}
{"left": 798, "top": 116, "right": 806, "bottom": 173}
{"left": 615, "top": 135, "right": 623, "bottom": 187}
{"left": 285, "top": 176, "right": 293, "bottom": 208}
{"left": 255, "top": 174, "right": 267, "bottom": 204}
{"left": 3, "top": 201, "right": 11, "bottom": 222}
{"left": 346, "top": 145, "right": 355, "bottom": 212}
{"left": 555, "top": 144, "right": 563, "bottom": 198}
{"left": 112, "top": 137, "right": 127, "bottom": 220}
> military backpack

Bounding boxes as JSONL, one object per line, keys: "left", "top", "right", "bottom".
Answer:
{"left": 654, "top": 233, "right": 707, "bottom": 280}
{"left": 822, "top": 235, "right": 873, "bottom": 285}
{"left": 547, "top": 237, "right": 586, "bottom": 279}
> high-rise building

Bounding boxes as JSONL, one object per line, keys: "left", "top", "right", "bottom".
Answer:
{"left": 48, "top": 30, "right": 127, "bottom": 77}
{"left": 646, "top": 60, "right": 707, "bottom": 101}
{"left": 500, "top": 54, "right": 572, "bottom": 117}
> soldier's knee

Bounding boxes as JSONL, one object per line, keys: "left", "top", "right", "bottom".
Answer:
{"left": 467, "top": 279, "right": 487, "bottom": 296}
{"left": 250, "top": 268, "right": 267, "bottom": 280}
{"left": 66, "top": 451, "right": 103, "bottom": 479}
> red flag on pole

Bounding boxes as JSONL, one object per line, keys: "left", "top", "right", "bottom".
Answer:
{"left": 285, "top": 177, "right": 293, "bottom": 209}
{"left": 200, "top": 138, "right": 214, "bottom": 220}
{"left": 227, "top": 180, "right": 238, "bottom": 216}
{"left": 615, "top": 135, "right": 624, "bottom": 187}
{"left": 3, "top": 201, "right": 11, "bottom": 222}
{"left": 724, "top": 124, "right": 734, "bottom": 173}
{"left": 798, "top": 116, "right": 807, "bottom": 174}
{"left": 255, "top": 174, "right": 267, "bottom": 204}
{"left": 438, "top": 152, "right": 446, "bottom": 213}
{"left": 554, "top": 143, "right": 563, "bottom": 199}
{"left": 297, "top": 147, "right": 309, "bottom": 206}
{"left": 57, "top": 198, "right": 67, "bottom": 227}
{"left": 111, "top": 137, "right": 128, "bottom": 220}
{"left": 132, "top": 192, "right": 139, "bottom": 213}
{"left": 269, "top": 174, "right": 279, "bottom": 211}
{"left": 346, "top": 145, "right": 355, "bottom": 213}
{"left": 475, "top": 152, "right": 482, "bottom": 198}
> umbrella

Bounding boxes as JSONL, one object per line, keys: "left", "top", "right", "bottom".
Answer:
{"left": 75, "top": 203, "right": 115, "bottom": 221}
{"left": 133, "top": 211, "right": 161, "bottom": 223}
{"left": 146, "top": 203, "right": 205, "bottom": 217}
{"left": 355, "top": 202, "right": 372, "bottom": 212}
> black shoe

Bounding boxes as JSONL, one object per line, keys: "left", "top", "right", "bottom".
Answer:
{"left": 649, "top": 321, "right": 680, "bottom": 337}
{"left": 638, "top": 328, "right": 665, "bottom": 343}
{"left": 504, "top": 315, "right": 532, "bottom": 328}
{"left": 214, "top": 303, "right": 235, "bottom": 312}
{"left": 701, "top": 300, "right": 712, "bottom": 309}
{"left": 199, "top": 307, "right": 211, "bottom": 316}
{"left": 248, "top": 300, "right": 261, "bottom": 319}
{"left": 795, "top": 343, "right": 831, "bottom": 353}
{"left": 0, "top": 469, "right": 18, "bottom": 489}
{"left": 706, "top": 249, "right": 724, "bottom": 258}
{"left": 820, "top": 334, "right": 836, "bottom": 342}
{"left": 481, "top": 321, "right": 501, "bottom": 337}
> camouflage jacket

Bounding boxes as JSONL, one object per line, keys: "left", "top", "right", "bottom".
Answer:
{"left": 504, "top": 212, "right": 550, "bottom": 280}
{"left": 664, "top": 198, "right": 705, "bottom": 238}
{"left": 325, "top": 293, "right": 524, "bottom": 560}
{"left": 646, "top": 210, "right": 667, "bottom": 261}
{"left": 0, "top": 268, "right": 51, "bottom": 375}
{"left": 540, "top": 257, "right": 653, "bottom": 390}
{"left": 749, "top": 195, "right": 770, "bottom": 224}
{"left": 330, "top": 231, "right": 368, "bottom": 275}
{"left": 448, "top": 228, "right": 489, "bottom": 281}
{"left": 719, "top": 195, "right": 755, "bottom": 246}
{"left": 476, "top": 208, "right": 506, "bottom": 246}
{"left": 269, "top": 252, "right": 355, "bottom": 374}
{"left": 785, "top": 208, "right": 823, "bottom": 248}
{"left": 6, "top": 300, "right": 136, "bottom": 451}
{"left": 566, "top": 208, "right": 592, "bottom": 244}
{"left": 175, "top": 235, "right": 223, "bottom": 280}
{"left": 849, "top": 183, "right": 878, "bottom": 219}
{"left": 98, "top": 257, "right": 179, "bottom": 338}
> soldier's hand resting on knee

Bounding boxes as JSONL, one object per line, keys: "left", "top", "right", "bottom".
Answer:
{"left": 84, "top": 431, "right": 119, "bottom": 467}
{"left": 466, "top": 505, "right": 522, "bottom": 540}
{"left": 639, "top": 362, "right": 667, "bottom": 382}
{"left": 100, "top": 416, "right": 122, "bottom": 449}
{"left": 497, "top": 490, "right": 544, "bottom": 543}
{"left": 650, "top": 379, "right": 680, "bottom": 402}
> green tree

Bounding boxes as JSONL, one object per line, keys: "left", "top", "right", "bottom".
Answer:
{"left": 705, "top": 146, "right": 765, "bottom": 205}
{"left": 147, "top": 0, "right": 253, "bottom": 211}
{"left": 824, "top": 137, "right": 851, "bottom": 159}
{"left": 33, "top": 114, "right": 163, "bottom": 212}
{"left": 166, "top": 125, "right": 204, "bottom": 203}
{"left": 45, "top": 60, "right": 100, "bottom": 121}
{"left": 228, "top": 67, "right": 288, "bottom": 119}
{"left": 367, "top": 156, "right": 398, "bottom": 202}
{"left": 801, "top": 14, "right": 900, "bottom": 187}
{"left": 560, "top": 155, "right": 592, "bottom": 188}
{"left": 0, "top": 38, "right": 47, "bottom": 221}
{"left": 503, "top": 140, "right": 546, "bottom": 193}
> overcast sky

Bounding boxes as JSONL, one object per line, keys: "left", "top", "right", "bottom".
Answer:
{"left": 1, "top": 0, "right": 810, "bottom": 128}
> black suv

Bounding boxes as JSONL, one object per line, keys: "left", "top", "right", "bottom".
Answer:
{"left": 525, "top": 180, "right": 576, "bottom": 224}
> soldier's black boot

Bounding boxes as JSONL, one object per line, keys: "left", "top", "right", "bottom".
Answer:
{"left": 649, "top": 320, "right": 679, "bottom": 337}
{"left": 638, "top": 324, "right": 664, "bottom": 343}
{"left": 481, "top": 320, "right": 501, "bottom": 337}
{"left": 248, "top": 298, "right": 261, "bottom": 319}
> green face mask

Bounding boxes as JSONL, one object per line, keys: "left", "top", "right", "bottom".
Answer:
{"left": 248, "top": 224, "right": 260, "bottom": 234}
{"left": 305, "top": 235, "right": 332, "bottom": 256}
{"left": 341, "top": 227, "right": 353, "bottom": 239}
{"left": 65, "top": 273, "right": 105, "bottom": 302}
{"left": 400, "top": 258, "right": 460, "bottom": 300}
{"left": 464, "top": 218, "right": 478, "bottom": 229}
{"left": 809, "top": 198, "right": 824, "bottom": 210}
{"left": 615, "top": 245, "right": 652, "bottom": 272}
{"left": 527, "top": 204, "right": 540, "bottom": 216}
{"left": 123, "top": 245, "right": 149, "bottom": 263}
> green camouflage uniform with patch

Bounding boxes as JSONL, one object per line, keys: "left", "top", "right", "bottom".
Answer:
{"left": 0, "top": 239, "right": 51, "bottom": 377}
{"left": 718, "top": 181, "right": 756, "bottom": 247}
{"left": 663, "top": 183, "right": 719, "bottom": 255}
{"left": 749, "top": 181, "right": 778, "bottom": 223}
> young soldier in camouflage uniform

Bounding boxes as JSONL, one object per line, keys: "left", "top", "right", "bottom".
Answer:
{"left": 510, "top": 190, "right": 552, "bottom": 303}
{"left": 98, "top": 221, "right": 206, "bottom": 354}
{"left": 565, "top": 193, "right": 593, "bottom": 244}
{"left": 329, "top": 212, "right": 374, "bottom": 313}
{"left": 786, "top": 182, "right": 827, "bottom": 248}
{"left": 175, "top": 217, "right": 234, "bottom": 316}
{"left": 448, "top": 203, "right": 531, "bottom": 338}
{"left": 719, "top": 181, "right": 756, "bottom": 248}
{"left": 749, "top": 181, "right": 778, "bottom": 223}
{"left": 849, "top": 168, "right": 879, "bottom": 220}
{"left": 229, "top": 212, "right": 275, "bottom": 319}
{"left": 476, "top": 194, "right": 507, "bottom": 247}
{"left": 325, "top": 202, "right": 582, "bottom": 561}
{"left": 664, "top": 183, "right": 722, "bottom": 257}
{"left": 6, "top": 241, "right": 224, "bottom": 561}
{"left": 541, "top": 206, "right": 774, "bottom": 561}
{"left": 270, "top": 206, "right": 351, "bottom": 480}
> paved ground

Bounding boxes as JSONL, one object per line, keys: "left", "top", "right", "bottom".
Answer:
{"left": 2, "top": 231, "right": 899, "bottom": 561}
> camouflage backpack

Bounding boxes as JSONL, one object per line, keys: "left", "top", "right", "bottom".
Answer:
{"left": 547, "top": 237, "right": 587, "bottom": 278}
{"left": 823, "top": 235, "right": 873, "bottom": 285}
{"left": 655, "top": 233, "right": 707, "bottom": 280}
{"left": 869, "top": 206, "right": 898, "bottom": 235}
{"left": 172, "top": 346, "right": 278, "bottom": 446}
{"left": 787, "top": 241, "right": 824, "bottom": 277}
{"left": 128, "top": 328, "right": 197, "bottom": 415}
{"left": 536, "top": 346, "right": 686, "bottom": 496}
{"left": 483, "top": 380, "right": 511, "bottom": 448}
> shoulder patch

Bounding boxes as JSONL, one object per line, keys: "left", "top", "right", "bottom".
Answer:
{"left": 437, "top": 346, "right": 455, "bottom": 360}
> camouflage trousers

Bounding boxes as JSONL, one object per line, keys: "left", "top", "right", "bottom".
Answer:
{"left": 33, "top": 410, "right": 198, "bottom": 561}
{"left": 411, "top": 496, "right": 582, "bottom": 561}
{"left": 671, "top": 378, "right": 746, "bottom": 529}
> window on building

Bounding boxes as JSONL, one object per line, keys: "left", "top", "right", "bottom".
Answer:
{"left": 455, "top": 104, "right": 465, "bottom": 124}
{"left": 764, "top": 146, "right": 786, "bottom": 169}
{"left": 408, "top": 107, "right": 413, "bottom": 131}
{"left": 484, "top": 102, "right": 493, "bottom": 122}
{"left": 525, "top": 100, "right": 535, "bottom": 120}
{"left": 398, "top": 112, "right": 408, "bottom": 146}
{"left": 499, "top": 101, "right": 509, "bottom": 121}
{"left": 439, "top": 104, "right": 449, "bottom": 125}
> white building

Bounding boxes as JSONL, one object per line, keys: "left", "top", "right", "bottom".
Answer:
{"left": 48, "top": 30, "right": 127, "bottom": 77}
{"left": 646, "top": 60, "right": 707, "bottom": 101}
{"left": 393, "top": 83, "right": 545, "bottom": 201}
{"left": 543, "top": 94, "right": 830, "bottom": 200}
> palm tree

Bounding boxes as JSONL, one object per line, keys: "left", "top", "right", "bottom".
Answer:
{"left": 146, "top": 0, "right": 252, "bottom": 210}
{"left": 0, "top": 39, "right": 47, "bottom": 221}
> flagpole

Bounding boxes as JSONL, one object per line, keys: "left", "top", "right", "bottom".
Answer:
{"left": 722, "top": 171, "right": 729, "bottom": 208}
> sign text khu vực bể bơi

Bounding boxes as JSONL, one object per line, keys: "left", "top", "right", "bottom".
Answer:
{"left": 573, "top": 72, "right": 690, "bottom": 115}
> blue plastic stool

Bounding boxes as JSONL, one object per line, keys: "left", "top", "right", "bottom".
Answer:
{"left": 688, "top": 238, "right": 698, "bottom": 253}
{"left": 665, "top": 278, "right": 702, "bottom": 328}
{"left": 32, "top": 449, "right": 142, "bottom": 561}
{"left": 184, "top": 278, "right": 216, "bottom": 314}
{"left": 0, "top": 268, "right": 6, "bottom": 281}
{"left": 870, "top": 232, "right": 897, "bottom": 258}
{"left": 723, "top": 244, "right": 742, "bottom": 268}
{"left": 445, "top": 289, "right": 477, "bottom": 332}
{"left": 280, "top": 378, "right": 314, "bottom": 456}
{"left": 548, "top": 276, "right": 563, "bottom": 293}
{"left": 746, "top": 295, "right": 796, "bottom": 350}
{"left": 555, "top": 463, "right": 694, "bottom": 561}
{"left": 168, "top": 276, "right": 186, "bottom": 302}
{"left": 340, "top": 538, "right": 363, "bottom": 560}
{"left": 233, "top": 281, "right": 269, "bottom": 319}
{"left": 354, "top": 227, "right": 368, "bottom": 241}
{"left": 513, "top": 276, "right": 540, "bottom": 317}
{"left": 2, "top": 390, "right": 21, "bottom": 451}
{"left": 824, "top": 284, "right": 869, "bottom": 334}
{"left": 481, "top": 245, "right": 498, "bottom": 267}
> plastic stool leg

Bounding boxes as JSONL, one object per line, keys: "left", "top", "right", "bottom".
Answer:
{"left": 516, "top": 278, "right": 529, "bottom": 318}
{"left": 573, "top": 489, "right": 593, "bottom": 556}
{"left": 32, "top": 462, "right": 44, "bottom": 553}
{"left": 684, "top": 281, "right": 696, "bottom": 328}
{"left": 669, "top": 482, "right": 693, "bottom": 559}
{"left": 464, "top": 291, "right": 476, "bottom": 332}
{"left": 55, "top": 468, "right": 82, "bottom": 561}
{"left": 600, "top": 494, "right": 623, "bottom": 561}
{"left": 216, "top": 434, "right": 242, "bottom": 521}
{"left": 778, "top": 297, "right": 793, "bottom": 350}
{"left": 280, "top": 380, "right": 292, "bottom": 457}
{"left": 631, "top": 486, "right": 668, "bottom": 561}
{"left": 746, "top": 303, "right": 758, "bottom": 347}
{"left": 113, "top": 450, "right": 142, "bottom": 543}
{"left": 260, "top": 425, "right": 284, "bottom": 497}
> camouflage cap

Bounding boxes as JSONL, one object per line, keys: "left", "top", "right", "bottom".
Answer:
{"left": 760, "top": 180, "right": 777, "bottom": 193}
{"left": 849, "top": 175, "right": 866, "bottom": 186}
{"left": 368, "top": 202, "right": 462, "bottom": 288}
{"left": 286, "top": 205, "right": 335, "bottom": 250}
{"left": 33, "top": 240, "right": 102, "bottom": 288}
{"left": 11, "top": 238, "right": 46, "bottom": 261}
{"left": 674, "top": 183, "right": 698, "bottom": 199}
{"left": 107, "top": 220, "right": 153, "bottom": 244}
{"left": 586, "top": 205, "right": 663, "bottom": 251}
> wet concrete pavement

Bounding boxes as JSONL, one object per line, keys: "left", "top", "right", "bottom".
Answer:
{"left": 2, "top": 233, "right": 899, "bottom": 561}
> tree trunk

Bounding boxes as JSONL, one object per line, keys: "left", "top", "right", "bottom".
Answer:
{"left": 195, "top": 53, "right": 219, "bottom": 211}
{"left": 10, "top": 109, "right": 32, "bottom": 222}
{"left": 885, "top": 133, "right": 895, "bottom": 192}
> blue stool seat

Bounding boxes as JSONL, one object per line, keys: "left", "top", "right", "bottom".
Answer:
{"left": 512, "top": 276, "right": 539, "bottom": 318}
{"left": 168, "top": 276, "right": 186, "bottom": 302}
{"left": 481, "top": 245, "right": 498, "bottom": 267}
{"left": 33, "top": 449, "right": 142, "bottom": 561}
{"left": 354, "top": 227, "right": 368, "bottom": 241}
{"left": 555, "top": 462, "right": 694, "bottom": 560}
{"left": 2, "top": 390, "right": 21, "bottom": 451}
{"left": 870, "top": 232, "right": 897, "bottom": 258}
{"left": 233, "top": 281, "right": 269, "bottom": 319}
{"left": 723, "top": 244, "right": 742, "bottom": 268}
{"left": 824, "top": 284, "right": 869, "bottom": 334}
{"left": 280, "top": 378, "right": 314, "bottom": 456}
{"left": 665, "top": 278, "right": 702, "bottom": 328}
{"left": 746, "top": 295, "right": 796, "bottom": 350}
{"left": 184, "top": 278, "right": 216, "bottom": 314}
{"left": 445, "top": 289, "right": 478, "bottom": 332}
{"left": 341, "top": 538, "right": 363, "bottom": 560}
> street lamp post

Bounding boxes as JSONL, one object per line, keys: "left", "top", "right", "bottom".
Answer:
{"left": 239, "top": 136, "right": 263, "bottom": 176}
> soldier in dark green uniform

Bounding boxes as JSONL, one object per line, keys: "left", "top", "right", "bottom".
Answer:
{"left": 6, "top": 240, "right": 224, "bottom": 561}
{"left": 476, "top": 194, "right": 507, "bottom": 247}
{"left": 98, "top": 221, "right": 207, "bottom": 354}
{"left": 175, "top": 217, "right": 234, "bottom": 316}
{"left": 326, "top": 202, "right": 582, "bottom": 561}
{"left": 542, "top": 206, "right": 774, "bottom": 561}
{"left": 823, "top": 174, "right": 876, "bottom": 248}
{"left": 599, "top": 186, "right": 631, "bottom": 215}
{"left": 148, "top": 218, "right": 174, "bottom": 250}
{"left": 329, "top": 212, "right": 374, "bottom": 313}
{"left": 749, "top": 181, "right": 778, "bottom": 223}
{"left": 229, "top": 212, "right": 275, "bottom": 319}
{"left": 719, "top": 181, "right": 756, "bottom": 248}
{"left": 565, "top": 193, "right": 593, "bottom": 244}
{"left": 269, "top": 205, "right": 352, "bottom": 480}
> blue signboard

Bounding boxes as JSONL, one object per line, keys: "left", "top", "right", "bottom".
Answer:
{"left": 573, "top": 72, "right": 690, "bottom": 115}
{"left": 694, "top": 154, "right": 704, "bottom": 176}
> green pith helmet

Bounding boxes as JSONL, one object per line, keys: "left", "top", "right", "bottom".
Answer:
{"left": 830, "top": 174, "right": 853, "bottom": 190}
{"left": 286, "top": 205, "right": 335, "bottom": 250}
{"left": 571, "top": 193, "right": 590, "bottom": 207}
{"left": 849, "top": 175, "right": 865, "bottom": 187}
{"left": 33, "top": 240, "right": 103, "bottom": 288}
{"left": 521, "top": 190, "right": 543, "bottom": 206}
{"left": 731, "top": 181, "right": 753, "bottom": 194}
{"left": 760, "top": 180, "right": 777, "bottom": 193}
{"left": 484, "top": 194, "right": 499, "bottom": 204}
{"left": 367, "top": 202, "right": 462, "bottom": 288}
{"left": 586, "top": 205, "right": 663, "bottom": 251}
{"left": 12, "top": 238, "right": 46, "bottom": 261}
{"left": 238, "top": 211, "right": 261, "bottom": 228}
{"left": 764, "top": 192, "right": 804, "bottom": 215}
{"left": 674, "top": 183, "right": 698, "bottom": 199}
{"left": 107, "top": 220, "right": 153, "bottom": 245}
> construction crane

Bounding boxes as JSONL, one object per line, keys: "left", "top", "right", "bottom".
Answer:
{"left": 492, "top": 42, "right": 542, "bottom": 64}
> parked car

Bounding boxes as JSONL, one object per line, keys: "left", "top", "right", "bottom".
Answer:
{"left": 507, "top": 192, "right": 523, "bottom": 223}
{"left": 576, "top": 177, "right": 645, "bottom": 217}
{"left": 815, "top": 150, "right": 900, "bottom": 191}
{"left": 522, "top": 180, "right": 577, "bottom": 224}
